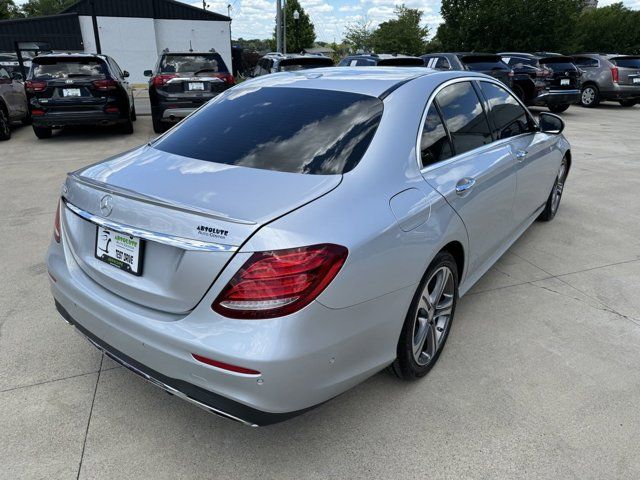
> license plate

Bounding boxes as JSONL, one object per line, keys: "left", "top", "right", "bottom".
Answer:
{"left": 188, "top": 82, "right": 205, "bottom": 91}
{"left": 560, "top": 79, "right": 570, "bottom": 86}
{"left": 63, "top": 88, "right": 81, "bottom": 97}
{"left": 633, "top": 78, "right": 640, "bottom": 84}
{"left": 95, "top": 226, "right": 144, "bottom": 275}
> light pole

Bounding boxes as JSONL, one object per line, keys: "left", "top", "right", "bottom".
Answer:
{"left": 283, "top": 0, "right": 287, "bottom": 54}
{"left": 293, "top": 10, "right": 300, "bottom": 53}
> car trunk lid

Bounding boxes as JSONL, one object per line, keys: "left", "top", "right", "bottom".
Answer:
{"left": 610, "top": 56, "right": 640, "bottom": 86}
{"left": 61, "top": 145, "right": 342, "bottom": 314}
{"left": 539, "top": 57, "right": 580, "bottom": 89}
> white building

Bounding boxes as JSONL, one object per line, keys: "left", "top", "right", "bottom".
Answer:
{"left": 0, "top": 0, "right": 231, "bottom": 84}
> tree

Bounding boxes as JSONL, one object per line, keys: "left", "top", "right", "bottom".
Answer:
{"left": 0, "top": 0, "right": 23, "bottom": 19}
{"left": 343, "top": 20, "right": 375, "bottom": 53}
{"left": 20, "top": 0, "right": 76, "bottom": 16}
{"left": 436, "top": 0, "right": 582, "bottom": 53}
{"left": 573, "top": 3, "right": 640, "bottom": 54}
{"left": 274, "top": 0, "right": 315, "bottom": 53}
{"left": 372, "top": 5, "right": 429, "bottom": 55}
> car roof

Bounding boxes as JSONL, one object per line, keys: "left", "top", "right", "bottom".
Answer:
{"left": 34, "top": 52, "right": 107, "bottom": 61}
{"left": 238, "top": 66, "right": 469, "bottom": 98}
{"left": 161, "top": 52, "right": 222, "bottom": 55}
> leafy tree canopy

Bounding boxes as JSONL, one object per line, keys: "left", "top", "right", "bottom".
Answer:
{"left": 273, "top": 0, "right": 316, "bottom": 53}
{"left": 372, "top": 5, "right": 429, "bottom": 55}
{"left": 573, "top": 2, "right": 640, "bottom": 54}
{"left": 20, "top": 0, "right": 76, "bottom": 17}
{"left": 0, "top": 0, "right": 23, "bottom": 19}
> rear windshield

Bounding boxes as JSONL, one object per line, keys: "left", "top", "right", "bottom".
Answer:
{"left": 160, "top": 54, "right": 228, "bottom": 74}
{"left": 153, "top": 87, "right": 383, "bottom": 175}
{"left": 611, "top": 57, "right": 640, "bottom": 68}
{"left": 31, "top": 57, "right": 107, "bottom": 79}
{"left": 279, "top": 58, "right": 333, "bottom": 71}
{"left": 462, "top": 58, "right": 509, "bottom": 71}
{"left": 377, "top": 58, "right": 424, "bottom": 66}
{"left": 539, "top": 58, "right": 577, "bottom": 70}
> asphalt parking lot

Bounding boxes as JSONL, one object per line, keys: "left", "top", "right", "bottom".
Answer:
{"left": 1, "top": 104, "right": 640, "bottom": 479}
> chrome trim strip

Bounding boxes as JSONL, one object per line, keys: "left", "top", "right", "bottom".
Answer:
{"left": 72, "top": 327, "right": 258, "bottom": 427}
{"left": 68, "top": 173, "right": 256, "bottom": 226}
{"left": 416, "top": 76, "right": 539, "bottom": 174}
{"left": 62, "top": 198, "right": 238, "bottom": 253}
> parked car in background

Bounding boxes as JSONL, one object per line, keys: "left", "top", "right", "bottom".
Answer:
{"left": 573, "top": 54, "right": 640, "bottom": 107}
{"left": 338, "top": 53, "right": 425, "bottom": 67}
{"left": 47, "top": 68, "right": 571, "bottom": 426}
{"left": 499, "top": 53, "right": 581, "bottom": 113}
{"left": 252, "top": 53, "right": 334, "bottom": 77}
{"left": 422, "top": 53, "right": 513, "bottom": 88}
{"left": 0, "top": 65, "right": 30, "bottom": 140}
{"left": 25, "top": 53, "right": 135, "bottom": 139}
{"left": 145, "top": 50, "right": 234, "bottom": 133}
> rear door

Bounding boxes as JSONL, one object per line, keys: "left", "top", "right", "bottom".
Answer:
{"left": 420, "top": 80, "right": 517, "bottom": 275}
{"left": 610, "top": 57, "right": 640, "bottom": 86}
{"left": 477, "top": 80, "right": 557, "bottom": 224}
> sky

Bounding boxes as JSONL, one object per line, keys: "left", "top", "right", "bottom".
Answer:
{"left": 185, "top": 0, "right": 640, "bottom": 42}
{"left": 13, "top": 0, "right": 640, "bottom": 43}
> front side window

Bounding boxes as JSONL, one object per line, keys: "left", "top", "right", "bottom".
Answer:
{"left": 479, "top": 81, "right": 534, "bottom": 140}
{"left": 420, "top": 104, "right": 453, "bottom": 168}
{"left": 435, "top": 81, "right": 493, "bottom": 155}
{"left": 153, "top": 87, "right": 384, "bottom": 175}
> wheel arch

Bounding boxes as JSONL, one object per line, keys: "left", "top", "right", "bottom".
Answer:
{"left": 440, "top": 240, "right": 465, "bottom": 283}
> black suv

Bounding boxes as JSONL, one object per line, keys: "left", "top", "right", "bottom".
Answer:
{"left": 26, "top": 53, "right": 135, "bottom": 138}
{"left": 145, "top": 50, "right": 234, "bottom": 133}
{"left": 499, "top": 53, "right": 581, "bottom": 113}
{"left": 252, "top": 53, "right": 334, "bottom": 77}
{"left": 338, "top": 54, "right": 425, "bottom": 67}
{"left": 422, "top": 53, "right": 513, "bottom": 88}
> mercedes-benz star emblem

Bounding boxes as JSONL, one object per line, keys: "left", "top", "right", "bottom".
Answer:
{"left": 99, "top": 195, "right": 113, "bottom": 217}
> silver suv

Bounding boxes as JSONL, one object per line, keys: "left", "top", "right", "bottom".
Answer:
{"left": 0, "top": 66, "right": 30, "bottom": 140}
{"left": 573, "top": 54, "right": 640, "bottom": 108}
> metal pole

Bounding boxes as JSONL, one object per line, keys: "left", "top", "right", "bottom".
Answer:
{"left": 90, "top": 0, "right": 101, "bottom": 54}
{"left": 282, "top": 0, "right": 287, "bottom": 54}
{"left": 276, "top": 0, "right": 282, "bottom": 53}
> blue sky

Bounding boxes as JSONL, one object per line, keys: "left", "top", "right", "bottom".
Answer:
{"left": 13, "top": 0, "right": 640, "bottom": 43}
{"left": 185, "top": 0, "right": 640, "bottom": 42}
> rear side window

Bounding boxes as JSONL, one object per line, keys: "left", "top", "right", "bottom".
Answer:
{"left": 153, "top": 87, "right": 383, "bottom": 175}
{"left": 31, "top": 58, "right": 107, "bottom": 79}
{"left": 611, "top": 57, "right": 640, "bottom": 68}
{"left": 573, "top": 57, "right": 598, "bottom": 68}
{"left": 463, "top": 59, "right": 509, "bottom": 71}
{"left": 479, "top": 81, "right": 533, "bottom": 140}
{"left": 420, "top": 104, "right": 453, "bottom": 168}
{"left": 160, "top": 54, "right": 228, "bottom": 74}
{"left": 435, "top": 82, "right": 493, "bottom": 155}
{"left": 0, "top": 67, "right": 9, "bottom": 79}
{"left": 435, "top": 57, "right": 451, "bottom": 69}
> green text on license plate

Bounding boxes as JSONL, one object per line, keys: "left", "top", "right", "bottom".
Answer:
{"left": 95, "top": 226, "right": 143, "bottom": 275}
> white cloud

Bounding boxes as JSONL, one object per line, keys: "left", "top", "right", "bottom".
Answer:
{"left": 339, "top": 5, "right": 363, "bottom": 11}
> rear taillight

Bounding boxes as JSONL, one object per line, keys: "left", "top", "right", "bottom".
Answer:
{"left": 92, "top": 78, "right": 118, "bottom": 90}
{"left": 31, "top": 109, "right": 45, "bottom": 116}
{"left": 53, "top": 199, "right": 61, "bottom": 243}
{"left": 212, "top": 244, "right": 348, "bottom": 319}
{"left": 214, "top": 72, "right": 235, "bottom": 85}
{"left": 105, "top": 106, "right": 119, "bottom": 113}
{"left": 611, "top": 67, "right": 619, "bottom": 83}
{"left": 25, "top": 80, "right": 46, "bottom": 92}
{"left": 152, "top": 74, "right": 178, "bottom": 87}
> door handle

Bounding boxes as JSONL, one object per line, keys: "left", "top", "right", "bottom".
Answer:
{"left": 515, "top": 150, "right": 528, "bottom": 162}
{"left": 455, "top": 177, "right": 476, "bottom": 196}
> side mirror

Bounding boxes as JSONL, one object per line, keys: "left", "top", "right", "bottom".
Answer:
{"left": 11, "top": 71, "right": 23, "bottom": 81}
{"left": 123, "top": 70, "right": 130, "bottom": 78}
{"left": 143, "top": 70, "right": 153, "bottom": 77}
{"left": 539, "top": 112, "right": 565, "bottom": 134}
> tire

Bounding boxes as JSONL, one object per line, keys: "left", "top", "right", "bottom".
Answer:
{"left": 619, "top": 100, "right": 637, "bottom": 107}
{"left": 21, "top": 111, "right": 32, "bottom": 126}
{"left": 389, "top": 251, "right": 458, "bottom": 380}
{"left": 152, "top": 115, "right": 166, "bottom": 134}
{"left": 119, "top": 117, "right": 134, "bottom": 135}
{"left": 580, "top": 85, "right": 600, "bottom": 108}
{"left": 549, "top": 104, "right": 570, "bottom": 114}
{"left": 538, "top": 156, "right": 569, "bottom": 222}
{"left": 512, "top": 84, "right": 525, "bottom": 101}
{"left": 131, "top": 103, "right": 137, "bottom": 121}
{"left": 0, "top": 108, "right": 11, "bottom": 141}
{"left": 32, "top": 125, "right": 52, "bottom": 139}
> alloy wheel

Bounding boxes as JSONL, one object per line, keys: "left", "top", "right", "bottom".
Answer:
{"left": 412, "top": 266, "right": 455, "bottom": 366}
{"left": 581, "top": 87, "right": 595, "bottom": 106}
{"left": 551, "top": 159, "right": 568, "bottom": 214}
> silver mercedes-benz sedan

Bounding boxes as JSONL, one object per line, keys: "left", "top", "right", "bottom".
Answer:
{"left": 46, "top": 68, "right": 571, "bottom": 426}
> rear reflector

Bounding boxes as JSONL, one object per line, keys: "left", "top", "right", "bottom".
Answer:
{"left": 191, "top": 354, "right": 261, "bottom": 375}
{"left": 105, "top": 106, "right": 119, "bottom": 113}
{"left": 31, "top": 109, "right": 45, "bottom": 116}
{"left": 212, "top": 244, "right": 348, "bottom": 319}
{"left": 53, "top": 199, "right": 61, "bottom": 243}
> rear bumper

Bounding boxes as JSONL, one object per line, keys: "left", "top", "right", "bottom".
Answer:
{"left": 46, "top": 222, "right": 411, "bottom": 424}
{"left": 601, "top": 85, "right": 640, "bottom": 100}
{"left": 530, "top": 89, "right": 580, "bottom": 106}
{"left": 32, "top": 111, "right": 124, "bottom": 127}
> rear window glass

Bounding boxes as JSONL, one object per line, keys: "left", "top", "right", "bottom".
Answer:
{"left": 573, "top": 57, "right": 599, "bottom": 68}
{"left": 153, "top": 87, "right": 384, "bottom": 175}
{"left": 279, "top": 59, "right": 333, "bottom": 71}
{"left": 31, "top": 58, "right": 107, "bottom": 79}
{"left": 160, "top": 54, "right": 228, "bottom": 74}
{"left": 539, "top": 59, "right": 577, "bottom": 71}
{"left": 377, "top": 58, "right": 424, "bottom": 67}
{"left": 611, "top": 57, "right": 640, "bottom": 68}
